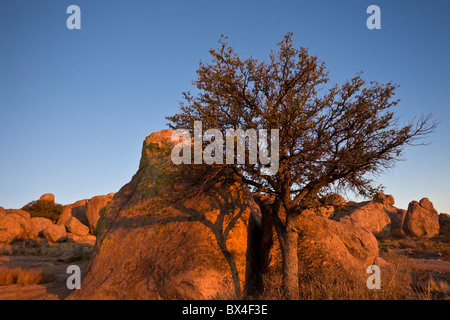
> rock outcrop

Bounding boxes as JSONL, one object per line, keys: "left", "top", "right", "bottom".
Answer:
{"left": 295, "top": 214, "right": 379, "bottom": 271}
{"left": 0, "top": 204, "right": 99, "bottom": 245}
{"left": 0, "top": 208, "right": 30, "bottom": 244}
{"left": 70, "top": 129, "right": 259, "bottom": 300}
{"left": 66, "top": 217, "right": 90, "bottom": 237}
{"left": 29, "top": 217, "right": 53, "bottom": 239}
{"left": 330, "top": 193, "right": 397, "bottom": 239}
{"left": 403, "top": 198, "right": 440, "bottom": 238}
{"left": 42, "top": 224, "right": 66, "bottom": 243}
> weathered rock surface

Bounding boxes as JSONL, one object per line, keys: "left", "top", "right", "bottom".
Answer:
{"left": 85, "top": 193, "right": 114, "bottom": 234}
{"left": 403, "top": 198, "right": 440, "bottom": 238}
{"left": 69, "top": 129, "right": 259, "bottom": 300}
{"left": 39, "top": 193, "right": 55, "bottom": 202}
{"left": 66, "top": 217, "right": 90, "bottom": 237}
{"left": 0, "top": 208, "right": 30, "bottom": 244}
{"left": 42, "top": 224, "right": 66, "bottom": 243}
{"left": 295, "top": 215, "right": 379, "bottom": 272}
{"left": 330, "top": 198, "right": 391, "bottom": 240}
{"left": 29, "top": 217, "right": 53, "bottom": 239}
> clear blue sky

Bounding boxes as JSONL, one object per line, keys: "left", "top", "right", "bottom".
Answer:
{"left": 0, "top": 0, "right": 449, "bottom": 213}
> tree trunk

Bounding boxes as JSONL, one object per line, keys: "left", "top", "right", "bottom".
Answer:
{"left": 280, "top": 215, "right": 299, "bottom": 300}
{"left": 215, "top": 234, "right": 241, "bottom": 298}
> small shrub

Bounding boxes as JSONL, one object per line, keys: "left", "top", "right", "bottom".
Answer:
{"left": 21, "top": 200, "right": 63, "bottom": 223}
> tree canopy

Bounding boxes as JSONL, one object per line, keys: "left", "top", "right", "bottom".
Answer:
{"left": 167, "top": 32, "right": 436, "bottom": 299}
{"left": 167, "top": 33, "right": 435, "bottom": 212}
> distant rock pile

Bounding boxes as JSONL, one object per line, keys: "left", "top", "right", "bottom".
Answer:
{"left": 330, "top": 193, "right": 442, "bottom": 240}
{"left": 0, "top": 192, "right": 114, "bottom": 247}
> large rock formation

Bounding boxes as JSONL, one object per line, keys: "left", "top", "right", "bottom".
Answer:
{"left": 70, "top": 129, "right": 260, "bottom": 300}
{"left": 0, "top": 208, "right": 30, "bottom": 244}
{"left": 403, "top": 198, "right": 440, "bottom": 238}
{"left": 330, "top": 193, "right": 398, "bottom": 239}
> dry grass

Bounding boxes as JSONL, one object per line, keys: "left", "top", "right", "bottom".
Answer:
{"left": 380, "top": 237, "right": 450, "bottom": 258}
{"left": 0, "top": 267, "right": 55, "bottom": 286}
{"left": 0, "top": 241, "right": 95, "bottom": 261}
{"left": 259, "top": 251, "right": 420, "bottom": 300}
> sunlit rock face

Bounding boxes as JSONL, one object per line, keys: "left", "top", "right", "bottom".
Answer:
{"left": 403, "top": 198, "right": 440, "bottom": 238}
{"left": 70, "top": 129, "right": 259, "bottom": 300}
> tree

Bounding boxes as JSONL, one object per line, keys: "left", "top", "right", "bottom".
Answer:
{"left": 22, "top": 199, "right": 63, "bottom": 223}
{"left": 166, "top": 33, "right": 436, "bottom": 299}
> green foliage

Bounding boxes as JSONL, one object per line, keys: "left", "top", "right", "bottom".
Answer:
{"left": 21, "top": 200, "right": 63, "bottom": 223}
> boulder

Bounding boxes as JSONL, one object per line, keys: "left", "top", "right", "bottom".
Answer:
{"left": 29, "top": 217, "right": 53, "bottom": 239}
{"left": 39, "top": 193, "right": 55, "bottom": 202}
{"left": 66, "top": 217, "right": 90, "bottom": 237}
{"left": 42, "top": 224, "right": 66, "bottom": 243}
{"left": 403, "top": 198, "right": 440, "bottom": 238}
{"left": 85, "top": 193, "right": 114, "bottom": 234}
{"left": 296, "top": 215, "right": 379, "bottom": 271}
{"left": 69, "top": 129, "right": 259, "bottom": 300}
{"left": 58, "top": 199, "right": 89, "bottom": 227}
{"left": 330, "top": 199, "right": 392, "bottom": 240}
{"left": 0, "top": 208, "right": 31, "bottom": 243}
